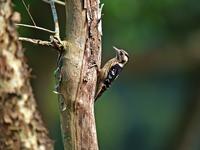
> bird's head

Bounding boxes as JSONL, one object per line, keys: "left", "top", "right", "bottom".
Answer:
{"left": 113, "top": 46, "right": 129, "bottom": 65}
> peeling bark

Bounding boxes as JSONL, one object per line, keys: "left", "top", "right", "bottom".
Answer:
{"left": 56, "top": 0, "right": 102, "bottom": 149}
{"left": 0, "top": 0, "right": 53, "bottom": 149}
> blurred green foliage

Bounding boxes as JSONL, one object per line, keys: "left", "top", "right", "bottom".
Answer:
{"left": 13, "top": 0, "right": 200, "bottom": 150}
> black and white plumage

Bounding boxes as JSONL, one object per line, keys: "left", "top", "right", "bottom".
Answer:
{"left": 95, "top": 46, "right": 129, "bottom": 101}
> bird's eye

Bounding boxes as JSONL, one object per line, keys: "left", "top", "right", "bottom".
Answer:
{"left": 120, "top": 51, "right": 123, "bottom": 55}
{"left": 124, "top": 52, "right": 129, "bottom": 58}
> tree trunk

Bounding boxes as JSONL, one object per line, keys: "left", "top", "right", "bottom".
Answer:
{"left": 0, "top": 0, "right": 53, "bottom": 149}
{"left": 57, "top": 0, "right": 102, "bottom": 149}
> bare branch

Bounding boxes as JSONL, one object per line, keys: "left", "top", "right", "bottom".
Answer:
{"left": 21, "top": 0, "right": 36, "bottom": 26}
{"left": 42, "top": 0, "right": 65, "bottom": 6}
{"left": 16, "top": 23, "right": 56, "bottom": 34}
{"left": 19, "top": 37, "right": 53, "bottom": 47}
{"left": 49, "top": 0, "right": 60, "bottom": 38}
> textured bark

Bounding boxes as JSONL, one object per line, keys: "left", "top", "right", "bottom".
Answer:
{"left": 0, "top": 0, "right": 53, "bottom": 149}
{"left": 57, "top": 0, "right": 101, "bottom": 149}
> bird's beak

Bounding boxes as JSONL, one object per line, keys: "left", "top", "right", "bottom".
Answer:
{"left": 113, "top": 46, "right": 121, "bottom": 54}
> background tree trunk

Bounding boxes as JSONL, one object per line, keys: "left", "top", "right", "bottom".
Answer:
{"left": 0, "top": 0, "right": 53, "bottom": 149}
{"left": 57, "top": 0, "right": 102, "bottom": 149}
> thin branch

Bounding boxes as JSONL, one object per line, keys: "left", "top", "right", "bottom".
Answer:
{"left": 16, "top": 23, "right": 56, "bottom": 34}
{"left": 21, "top": 0, "right": 36, "bottom": 26}
{"left": 19, "top": 37, "right": 53, "bottom": 47}
{"left": 49, "top": 0, "right": 60, "bottom": 38}
{"left": 42, "top": 0, "right": 65, "bottom": 6}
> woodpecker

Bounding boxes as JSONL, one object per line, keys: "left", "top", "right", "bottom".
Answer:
{"left": 95, "top": 46, "right": 129, "bottom": 101}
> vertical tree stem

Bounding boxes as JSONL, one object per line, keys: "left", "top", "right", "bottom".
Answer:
{"left": 57, "top": 0, "right": 102, "bottom": 149}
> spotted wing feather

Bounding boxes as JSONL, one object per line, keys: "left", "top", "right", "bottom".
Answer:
{"left": 95, "top": 64, "right": 123, "bottom": 100}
